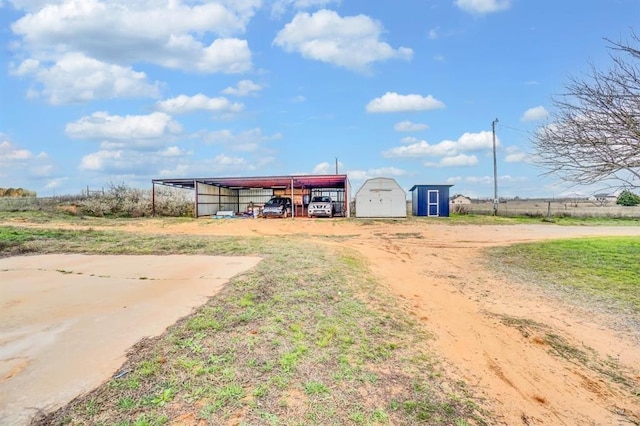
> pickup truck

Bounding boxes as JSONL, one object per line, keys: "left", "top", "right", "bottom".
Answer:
{"left": 308, "top": 196, "right": 337, "bottom": 218}
{"left": 262, "top": 197, "right": 292, "bottom": 218}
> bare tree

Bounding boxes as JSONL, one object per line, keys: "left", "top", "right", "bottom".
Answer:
{"left": 533, "top": 31, "right": 640, "bottom": 189}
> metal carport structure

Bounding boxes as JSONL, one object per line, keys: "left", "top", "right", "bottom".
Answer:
{"left": 152, "top": 174, "right": 351, "bottom": 218}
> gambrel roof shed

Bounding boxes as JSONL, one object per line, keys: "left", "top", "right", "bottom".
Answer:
{"left": 355, "top": 177, "right": 406, "bottom": 218}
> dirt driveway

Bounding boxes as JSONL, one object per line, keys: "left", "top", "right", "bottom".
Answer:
{"left": 3, "top": 217, "right": 640, "bottom": 425}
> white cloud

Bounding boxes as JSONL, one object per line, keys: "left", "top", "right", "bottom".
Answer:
{"left": 214, "top": 153, "right": 248, "bottom": 166}
{"left": 66, "top": 112, "right": 182, "bottom": 140}
{"left": 521, "top": 105, "right": 549, "bottom": 122}
{"left": 271, "top": 0, "right": 341, "bottom": 18}
{"left": 366, "top": 92, "right": 445, "bottom": 113}
{"left": 0, "top": 140, "right": 33, "bottom": 161}
{"left": 273, "top": 10, "right": 412, "bottom": 73}
{"left": 12, "top": 1, "right": 259, "bottom": 40}
{"left": 157, "top": 150, "right": 267, "bottom": 178}
{"left": 366, "top": 166, "right": 407, "bottom": 177}
{"left": 311, "top": 162, "right": 407, "bottom": 181}
{"left": 44, "top": 177, "right": 68, "bottom": 190}
{"left": 312, "top": 161, "right": 339, "bottom": 174}
{"left": 29, "top": 164, "right": 54, "bottom": 177}
{"left": 160, "top": 146, "right": 190, "bottom": 157}
{"left": 78, "top": 148, "right": 172, "bottom": 174}
{"left": 204, "top": 128, "right": 282, "bottom": 152}
{"left": 384, "top": 131, "right": 497, "bottom": 158}
{"left": 465, "top": 175, "right": 493, "bottom": 184}
{"left": 208, "top": 153, "right": 256, "bottom": 172}
{"left": 161, "top": 37, "right": 252, "bottom": 73}
{"left": 221, "top": 80, "right": 263, "bottom": 97}
{"left": 455, "top": 0, "right": 511, "bottom": 14}
{"left": 80, "top": 150, "right": 123, "bottom": 171}
{"left": 345, "top": 170, "right": 367, "bottom": 182}
{"left": 505, "top": 146, "right": 529, "bottom": 163}
{"left": 428, "top": 28, "right": 439, "bottom": 40}
{"left": 0, "top": 139, "right": 54, "bottom": 185}
{"left": 346, "top": 166, "right": 407, "bottom": 184}
{"left": 425, "top": 154, "right": 478, "bottom": 167}
{"left": 385, "top": 140, "right": 455, "bottom": 157}
{"left": 10, "top": 1, "right": 255, "bottom": 75}
{"left": 394, "top": 121, "right": 429, "bottom": 132}
{"left": 11, "top": 52, "right": 160, "bottom": 105}
{"left": 457, "top": 131, "right": 496, "bottom": 150}
{"left": 499, "top": 175, "right": 528, "bottom": 183}
{"left": 155, "top": 94, "right": 244, "bottom": 115}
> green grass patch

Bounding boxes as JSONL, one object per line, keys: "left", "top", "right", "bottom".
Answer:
{"left": 488, "top": 236, "right": 640, "bottom": 312}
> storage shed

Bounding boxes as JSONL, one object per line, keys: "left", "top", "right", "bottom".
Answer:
{"left": 355, "top": 177, "right": 406, "bottom": 218}
{"left": 410, "top": 185, "right": 453, "bottom": 217}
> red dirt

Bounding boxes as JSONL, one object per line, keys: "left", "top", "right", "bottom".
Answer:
{"left": 5, "top": 218, "right": 640, "bottom": 425}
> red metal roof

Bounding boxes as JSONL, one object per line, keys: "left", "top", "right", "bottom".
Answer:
{"left": 153, "top": 174, "right": 349, "bottom": 190}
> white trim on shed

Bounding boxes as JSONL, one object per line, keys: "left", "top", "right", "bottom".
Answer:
{"left": 355, "top": 177, "right": 407, "bottom": 218}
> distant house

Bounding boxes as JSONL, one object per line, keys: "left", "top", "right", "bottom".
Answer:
{"left": 450, "top": 194, "right": 472, "bottom": 205}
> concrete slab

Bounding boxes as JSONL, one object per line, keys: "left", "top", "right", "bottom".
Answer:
{"left": 0, "top": 254, "right": 261, "bottom": 425}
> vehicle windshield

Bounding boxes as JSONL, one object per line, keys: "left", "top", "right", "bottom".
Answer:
{"left": 266, "top": 198, "right": 288, "bottom": 206}
{"left": 311, "top": 196, "right": 331, "bottom": 203}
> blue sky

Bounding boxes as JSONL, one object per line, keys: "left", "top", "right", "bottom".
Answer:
{"left": 1, "top": 0, "right": 638, "bottom": 198}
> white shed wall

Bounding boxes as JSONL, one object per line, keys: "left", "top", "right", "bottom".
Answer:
{"left": 355, "top": 177, "right": 406, "bottom": 218}
{"left": 196, "top": 182, "right": 239, "bottom": 216}
{"left": 196, "top": 182, "right": 219, "bottom": 216}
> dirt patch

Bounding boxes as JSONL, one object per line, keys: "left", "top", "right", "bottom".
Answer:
{"left": 3, "top": 217, "right": 640, "bottom": 424}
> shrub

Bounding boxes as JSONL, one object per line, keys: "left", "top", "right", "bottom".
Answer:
{"left": 451, "top": 204, "right": 470, "bottom": 215}
{"left": 616, "top": 190, "right": 640, "bottom": 206}
{"left": 78, "top": 183, "right": 194, "bottom": 217}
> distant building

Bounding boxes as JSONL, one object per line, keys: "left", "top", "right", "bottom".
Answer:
{"left": 450, "top": 194, "right": 472, "bottom": 205}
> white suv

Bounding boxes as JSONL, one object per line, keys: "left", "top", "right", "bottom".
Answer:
{"left": 308, "top": 196, "right": 334, "bottom": 218}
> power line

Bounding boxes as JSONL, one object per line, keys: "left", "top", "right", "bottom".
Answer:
{"left": 497, "top": 123, "right": 535, "bottom": 135}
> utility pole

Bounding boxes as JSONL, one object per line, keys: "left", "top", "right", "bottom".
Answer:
{"left": 492, "top": 118, "right": 499, "bottom": 216}
{"left": 335, "top": 157, "right": 339, "bottom": 174}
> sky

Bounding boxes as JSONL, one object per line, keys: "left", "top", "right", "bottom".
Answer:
{"left": 1, "top": 0, "right": 638, "bottom": 199}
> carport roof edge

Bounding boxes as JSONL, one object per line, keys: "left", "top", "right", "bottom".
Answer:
{"left": 153, "top": 174, "right": 350, "bottom": 190}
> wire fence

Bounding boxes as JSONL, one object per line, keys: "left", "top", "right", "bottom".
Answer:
{"left": 467, "top": 201, "right": 640, "bottom": 218}
{"left": 0, "top": 196, "right": 85, "bottom": 212}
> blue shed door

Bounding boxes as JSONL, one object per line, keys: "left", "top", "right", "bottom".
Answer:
{"left": 428, "top": 190, "right": 439, "bottom": 216}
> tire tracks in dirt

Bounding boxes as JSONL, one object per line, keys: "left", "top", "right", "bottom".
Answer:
{"left": 339, "top": 224, "right": 640, "bottom": 425}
